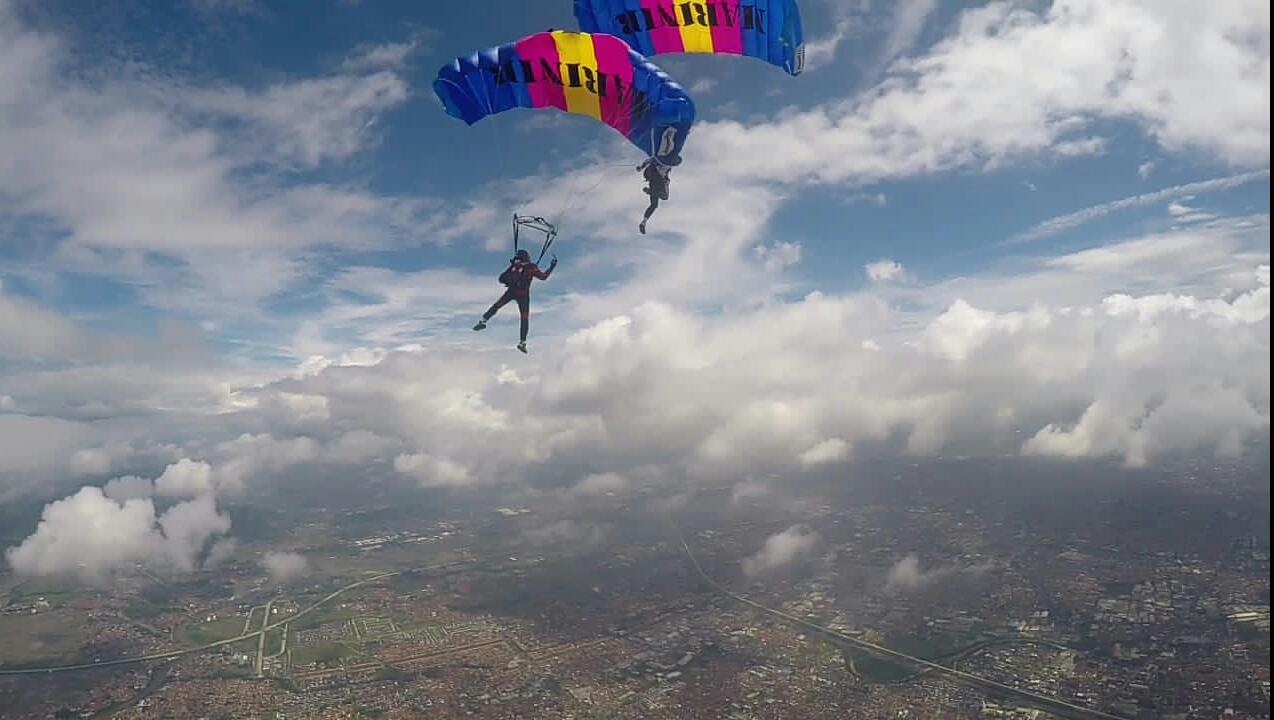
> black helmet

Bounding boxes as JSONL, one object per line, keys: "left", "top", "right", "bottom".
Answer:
{"left": 514, "top": 249, "right": 531, "bottom": 261}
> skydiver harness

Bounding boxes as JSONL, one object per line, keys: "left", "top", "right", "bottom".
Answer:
{"left": 643, "top": 159, "right": 671, "bottom": 199}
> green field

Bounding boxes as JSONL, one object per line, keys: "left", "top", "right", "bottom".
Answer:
{"left": 840, "top": 647, "right": 916, "bottom": 683}
{"left": 887, "top": 631, "right": 961, "bottom": 659}
{"left": 178, "top": 615, "right": 248, "bottom": 646}
{"left": 838, "top": 630, "right": 965, "bottom": 684}
{"left": 291, "top": 603, "right": 360, "bottom": 632}
{"left": 123, "top": 598, "right": 183, "bottom": 622}
{"left": 291, "top": 641, "right": 357, "bottom": 667}
{"left": 263, "top": 627, "right": 286, "bottom": 657}
{"left": 0, "top": 609, "right": 89, "bottom": 666}
{"left": 6, "top": 577, "right": 83, "bottom": 608}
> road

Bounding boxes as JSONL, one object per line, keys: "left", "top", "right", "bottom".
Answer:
{"left": 674, "top": 528, "right": 1129, "bottom": 720}
{"left": 254, "top": 599, "right": 275, "bottom": 677}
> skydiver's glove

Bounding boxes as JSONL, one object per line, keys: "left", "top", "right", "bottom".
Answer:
{"left": 550, "top": 255, "right": 558, "bottom": 268}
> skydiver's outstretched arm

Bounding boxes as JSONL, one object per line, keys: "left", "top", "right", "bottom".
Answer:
{"left": 528, "top": 259, "right": 556, "bottom": 281}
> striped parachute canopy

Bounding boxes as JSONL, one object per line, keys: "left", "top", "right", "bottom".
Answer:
{"left": 574, "top": 0, "right": 805, "bottom": 76}
{"left": 433, "top": 31, "right": 695, "bottom": 163}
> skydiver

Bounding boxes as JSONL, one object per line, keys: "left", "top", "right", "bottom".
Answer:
{"left": 473, "top": 249, "right": 557, "bottom": 354}
{"left": 637, "top": 154, "right": 678, "bottom": 234}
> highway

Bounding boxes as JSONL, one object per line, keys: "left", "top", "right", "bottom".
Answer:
{"left": 254, "top": 599, "right": 275, "bottom": 677}
{"left": 674, "top": 529, "right": 1129, "bottom": 720}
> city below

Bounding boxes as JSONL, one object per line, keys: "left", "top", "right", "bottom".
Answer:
{"left": 1, "top": 457, "right": 1269, "bottom": 719}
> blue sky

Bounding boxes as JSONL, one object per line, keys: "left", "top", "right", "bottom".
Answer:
{"left": 0, "top": 0, "right": 1269, "bottom": 572}
{"left": 3, "top": 0, "right": 1266, "bottom": 362}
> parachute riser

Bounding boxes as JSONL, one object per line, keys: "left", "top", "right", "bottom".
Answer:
{"left": 512, "top": 214, "right": 558, "bottom": 265}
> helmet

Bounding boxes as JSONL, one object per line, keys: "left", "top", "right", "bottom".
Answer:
{"left": 514, "top": 249, "right": 531, "bottom": 262}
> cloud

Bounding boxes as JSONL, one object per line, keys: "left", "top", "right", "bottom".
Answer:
{"left": 0, "top": 218, "right": 1266, "bottom": 506}
{"left": 1166, "top": 199, "right": 1217, "bottom": 224}
{"left": 877, "top": 0, "right": 940, "bottom": 70}
{"left": 523, "top": 519, "right": 609, "bottom": 548}
{"left": 743, "top": 525, "right": 819, "bottom": 577}
{"left": 729, "top": 478, "right": 772, "bottom": 505}
{"left": 394, "top": 453, "right": 473, "bottom": 488}
{"left": 0, "top": 288, "right": 93, "bottom": 360}
{"left": 102, "top": 475, "right": 154, "bottom": 501}
{"left": 244, "top": 227, "right": 1266, "bottom": 488}
{"left": 68, "top": 448, "right": 113, "bottom": 477}
{"left": 0, "top": 414, "right": 92, "bottom": 495}
{"left": 755, "top": 241, "right": 802, "bottom": 273}
{"left": 154, "top": 459, "right": 215, "bottom": 498}
{"left": 689, "top": 77, "right": 718, "bottom": 94}
{"left": 709, "top": 1, "right": 1268, "bottom": 190}
{"left": 294, "top": 267, "right": 499, "bottom": 353}
{"left": 204, "top": 537, "right": 238, "bottom": 569}
{"left": 261, "top": 550, "right": 308, "bottom": 583}
{"left": 1011, "top": 171, "right": 1270, "bottom": 244}
{"left": 803, "top": 20, "right": 854, "bottom": 71}
{"left": 342, "top": 41, "right": 421, "bottom": 72}
{"left": 4, "top": 487, "right": 230, "bottom": 582}
{"left": 865, "top": 259, "right": 907, "bottom": 283}
{"left": 798, "top": 438, "right": 851, "bottom": 468}
{"left": 567, "top": 472, "right": 628, "bottom": 498}
{"left": 1138, "top": 161, "right": 1156, "bottom": 179}
{"left": 0, "top": 2, "right": 427, "bottom": 334}
{"left": 176, "top": 71, "right": 409, "bottom": 171}
{"left": 884, "top": 553, "right": 996, "bottom": 593}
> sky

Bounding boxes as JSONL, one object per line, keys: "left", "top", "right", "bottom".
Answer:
{"left": 0, "top": 0, "right": 1269, "bottom": 581}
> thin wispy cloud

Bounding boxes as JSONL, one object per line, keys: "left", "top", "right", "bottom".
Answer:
{"left": 1008, "top": 170, "right": 1272, "bottom": 245}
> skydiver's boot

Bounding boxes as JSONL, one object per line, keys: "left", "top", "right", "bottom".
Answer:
{"left": 473, "top": 319, "right": 487, "bottom": 331}
{"left": 638, "top": 221, "right": 646, "bottom": 235}
{"left": 517, "top": 342, "right": 527, "bottom": 354}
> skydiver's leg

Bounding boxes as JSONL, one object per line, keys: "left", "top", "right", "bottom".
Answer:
{"left": 639, "top": 195, "right": 659, "bottom": 234}
{"left": 517, "top": 295, "right": 530, "bottom": 344}
{"left": 644, "top": 195, "right": 660, "bottom": 219}
{"left": 485, "top": 290, "right": 515, "bottom": 319}
{"left": 475, "top": 290, "right": 514, "bottom": 330}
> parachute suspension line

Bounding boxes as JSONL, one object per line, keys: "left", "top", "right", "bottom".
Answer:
{"left": 549, "top": 160, "right": 633, "bottom": 229}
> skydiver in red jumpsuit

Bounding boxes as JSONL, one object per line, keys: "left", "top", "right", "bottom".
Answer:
{"left": 473, "top": 249, "right": 557, "bottom": 353}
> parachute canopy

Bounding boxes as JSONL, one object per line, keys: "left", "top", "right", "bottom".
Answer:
{"left": 573, "top": 0, "right": 805, "bottom": 76}
{"left": 434, "top": 31, "right": 695, "bottom": 162}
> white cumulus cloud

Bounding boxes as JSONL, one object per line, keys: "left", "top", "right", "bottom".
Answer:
{"left": 743, "top": 525, "right": 820, "bottom": 577}
{"left": 4, "top": 487, "right": 230, "bottom": 582}
{"left": 261, "top": 550, "right": 308, "bottom": 584}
